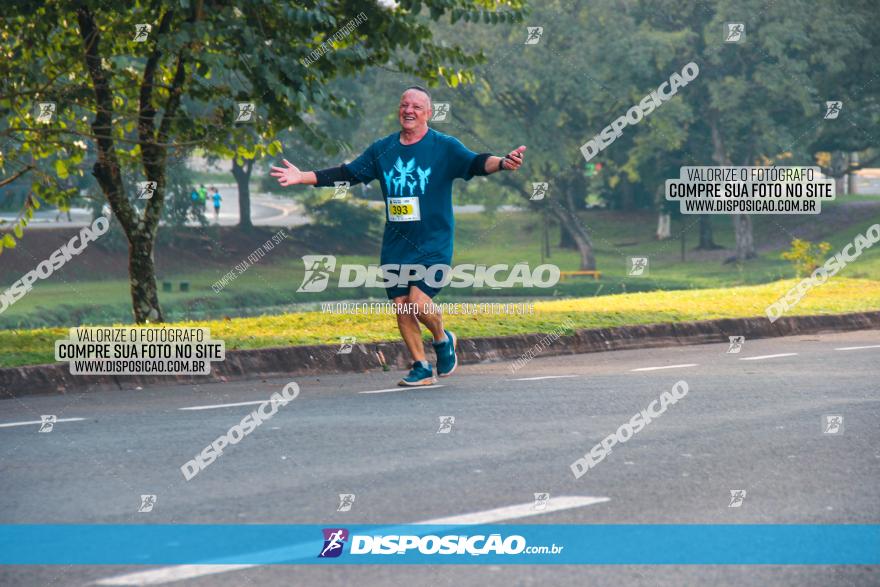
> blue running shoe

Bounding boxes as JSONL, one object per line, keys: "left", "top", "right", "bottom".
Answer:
{"left": 399, "top": 361, "right": 436, "bottom": 386}
{"left": 433, "top": 330, "right": 458, "bottom": 377}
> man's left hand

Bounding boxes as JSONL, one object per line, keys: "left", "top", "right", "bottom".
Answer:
{"left": 501, "top": 145, "right": 527, "bottom": 171}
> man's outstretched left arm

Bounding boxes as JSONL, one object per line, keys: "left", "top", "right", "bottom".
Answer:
{"left": 469, "top": 146, "right": 527, "bottom": 176}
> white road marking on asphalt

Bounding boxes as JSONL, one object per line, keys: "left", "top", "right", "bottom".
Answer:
{"left": 0, "top": 417, "right": 86, "bottom": 429}
{"left": 511, "top": 375, "right": 579, "bottom": 381}
{"left": 179, "top": 400, "right": 286, "bottom": 411}
{"left": 834, "top": 344, "right": 880, "bottom": 351}
{"left": 94, "top": 495, "right": 609, "bottom": 585}
{"left": 415, "top": 495, "right": 610, "bottom": 525}
{"left": 93, "top": 565, "right": 256, "bottom": 586}
{"left": 359, "top": 385, "right": 445, "bottom": 394}
{"left": 739, "top": 353, "right": 798, "bottom": 361}
{"left": 630, "top": 363, "right": 698, "bottom": 372}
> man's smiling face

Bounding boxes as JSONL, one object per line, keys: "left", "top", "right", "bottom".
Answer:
{"left": 399, "top": 89, "right": 431, "bottom": 131}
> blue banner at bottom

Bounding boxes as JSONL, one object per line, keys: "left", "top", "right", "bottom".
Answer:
{"left": 0, "top": 525, "right": 877, "bottom": 565}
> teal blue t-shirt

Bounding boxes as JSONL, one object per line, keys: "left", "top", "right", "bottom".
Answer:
{"left": 344, "top": 128, "right": 478, "bottom": 266}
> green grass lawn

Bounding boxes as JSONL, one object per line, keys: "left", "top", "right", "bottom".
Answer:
{"left": 2, "top": 203, "right": 879, "bottom": 329}
{"left": 4, "top": 277, "right": 879, "bottom": 368}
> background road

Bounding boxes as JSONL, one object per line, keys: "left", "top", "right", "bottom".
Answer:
{"left": 0, "top": 186, "right": 309, "bottom": 230}
{"left": 1, "top": 330, "right": 878, "bottom": 586}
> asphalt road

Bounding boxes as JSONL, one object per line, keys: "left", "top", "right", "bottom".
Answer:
{"left": 1, "top": 330, "right": 878, "bottom": 586}
{"left": 0, "top": 187, "right": 308, "bottom": 230}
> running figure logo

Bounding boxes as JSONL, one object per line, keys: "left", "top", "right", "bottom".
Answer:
{"left": 137, "top": 181, "right": 157, "bottom": 200}
{"left": 38, "top": 415, "right": 57, "bottom": 433}
{"left": 727, "top": 336, "right": 745, "bottom": 354}
{"left": 822, "top": 415, "right": 843, "bottom": 434}
{"left": 533, "top": 492, "right": 550, "bottom": 511}
{"left": 297, "top": 255, "right": 336, "bottom": 292}
{"left": 337, "top": 494, "right": 356, "bottom": 512}
{"left": 728, "top": 489, "right": 747, "bottom": 508}
{"left": 437, "top": 416, "right": 455, "bottom": 433}
{"left": 138, "top": 494, "right": 157, "bottom": 512}
{"left": 236, "top": 102, "right": 255, "bottom": 123}
{"left": 133, "top": 24, "right": 151, "bottom": 42}
{"left": 524, "top": 26, "right": 544, "bottom": 45}
{"left": 824, "top": 101, "right": 842, "bottom": 120}
{"left": 431, "top": 103, "right": 450, "bottom": 122}
{"left": 333, "top": 181, "right": 350, "bottom": 199}
{"left": 36, "top": 102, "right": 56, "bottom": 124}
{"left": 628, "top": 257, "right": 649, "bottom": 276}
{"left": 725, "top": 23, "right": 745, "bottom": 43}
{"left": 318, "top": 528, "right": 349, "bottom": 558}
{"left": 337, "top": 336, "right": 356, "bottom": 355}
{"left": 530, "top": 182, "right": 548, "bottom": 201}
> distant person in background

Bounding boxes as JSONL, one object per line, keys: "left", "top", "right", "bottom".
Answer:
{"left": 210, "top": 186, "right": 222, "bottom": 222}
{"left": 190, "top": 187, "right": 201, "bottom": 221}
{"left": 198, "top": 184, "right": 208, "bottom": 209}
{"left": 55, "top": 206, "right": 73, "bottom": 222}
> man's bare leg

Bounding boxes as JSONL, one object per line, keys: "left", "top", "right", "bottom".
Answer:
{"left": 409, "top": 286, "right": 444, "bottom": 340}
{"left": 394, "top": 294, "right": 427, "bottom": 362}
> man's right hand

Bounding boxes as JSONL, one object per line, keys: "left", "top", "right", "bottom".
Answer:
{"left": 270, "top": 159, "right": 304, "bottom": 186}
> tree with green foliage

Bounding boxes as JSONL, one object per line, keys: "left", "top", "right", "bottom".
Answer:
{"left": 1, "top": 0, "right": 518, "bottom": 322}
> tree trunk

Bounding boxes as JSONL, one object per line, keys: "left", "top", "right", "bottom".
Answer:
{"left": 128, "top": 232, "right": 163, "bottom": 322}
{"left": 696, "top": 215, "right": 721, "bottom": 249}
{"left": 232, "top": 157, "right": 254, "bottom": 229}
{"left": 558, "top": 220, "right": 576, "bottom": 248}
{"left": 497, "top": 169, "right": 596, "bottom": 269}
{"left": 618, "top": 177, "right": 635, "bottom": 210}
{"left": 733, "top": 214, "right": 756, "bottom": 261}
{"left": 549, "top": 202, "right": 596, "bottom": 270}
{"left": 710, "top": 116, "right": 755, "bottom": 261}
{"left": 78, "top": 5, "right": 166, "bottom": 323}
{"left": 656, "top": 212, "right": 672, "bottom": 240}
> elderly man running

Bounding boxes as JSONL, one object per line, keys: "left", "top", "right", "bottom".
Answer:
{"left": 271, "top": 86, "right": 526, "bottom": 386}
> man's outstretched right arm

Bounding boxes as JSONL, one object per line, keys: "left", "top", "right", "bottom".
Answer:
{"left": 270, "top": 159, "right": 361, "bottom": 187}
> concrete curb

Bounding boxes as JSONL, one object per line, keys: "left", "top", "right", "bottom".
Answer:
{"left": 2, "top": 310, "right": 879, "bottom": 398}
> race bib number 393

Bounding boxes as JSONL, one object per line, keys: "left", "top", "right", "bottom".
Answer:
{"left": 387, "top": 197, "right": 421, "bottom": 222}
